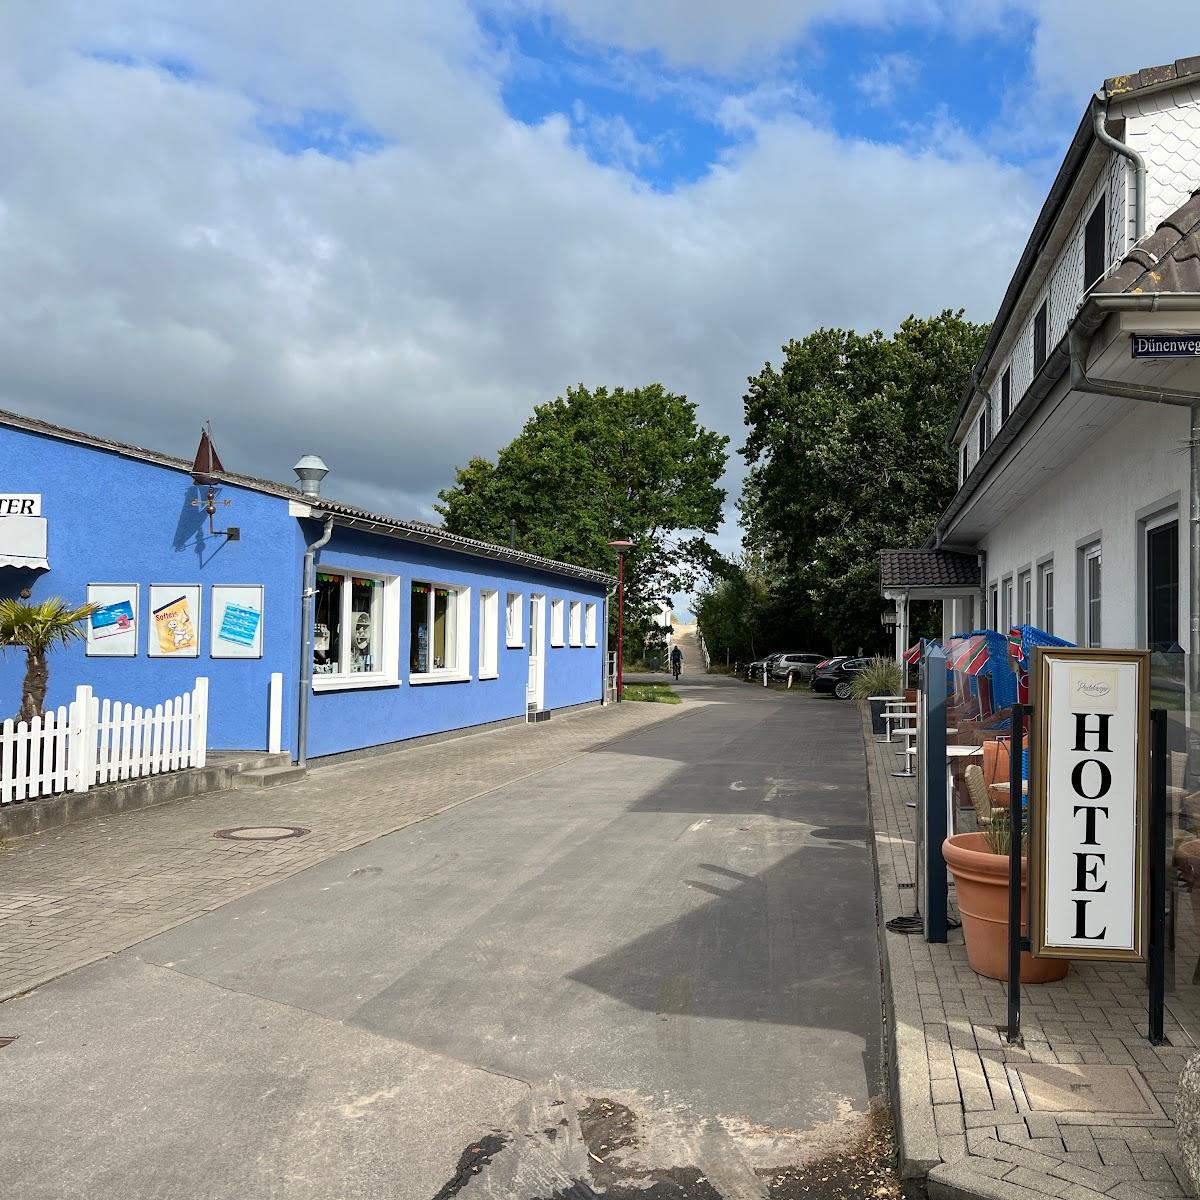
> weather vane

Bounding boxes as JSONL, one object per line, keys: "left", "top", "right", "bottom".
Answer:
{"left": 189, "top": 421, "right": 240, "bottom": 540}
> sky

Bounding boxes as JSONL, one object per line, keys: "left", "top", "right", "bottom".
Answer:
{"left": 2, "top": 2, "right": 1199, "bottom": 567}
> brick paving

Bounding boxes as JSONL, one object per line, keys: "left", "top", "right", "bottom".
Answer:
{"left": 0, "top": 699, "right": 691, "bottom": 1004}
{"left": 866, "top": 712, "right": 1196, "bottom": 1200}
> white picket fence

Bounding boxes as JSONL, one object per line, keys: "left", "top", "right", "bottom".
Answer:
{"left": 0, "top": 677, "right": 208, "bottom": 805}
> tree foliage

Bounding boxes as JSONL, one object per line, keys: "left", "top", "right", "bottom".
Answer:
{"left": 436, "top": 383, "right": 728, "bottom": 647}
{"left": 739, "top": 311, "right": 988, "bottom": 653}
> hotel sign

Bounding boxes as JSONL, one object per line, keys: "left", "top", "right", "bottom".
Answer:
{"left": 1030, "top": 648, "right": 1149, "bottom": 962}
{"left": 1131, "top": 335, "right": 1200, "bottom": 358}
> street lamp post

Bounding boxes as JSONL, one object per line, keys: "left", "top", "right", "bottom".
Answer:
{"left": 608, "top": 539, "right": 633, "bottom": 701}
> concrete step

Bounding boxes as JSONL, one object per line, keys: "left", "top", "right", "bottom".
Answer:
{"left": 209, "top": 751, "right": 292, "bottom": 772}
{"left": 232, "top": 764, "right": 308, "bottom": 790}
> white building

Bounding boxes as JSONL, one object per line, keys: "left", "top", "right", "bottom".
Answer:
{"left": 884, "top": 57, "right": 1200, "bottom": 666}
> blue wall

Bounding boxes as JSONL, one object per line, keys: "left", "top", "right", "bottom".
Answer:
{"left": 302, "top": 523, "right": 607, "bottom": 758}
{"left": 0, "top": 423, "right": 607, "bottom": 759}
{"left": 0, "top": 426, "right": 301, "bottom": 752}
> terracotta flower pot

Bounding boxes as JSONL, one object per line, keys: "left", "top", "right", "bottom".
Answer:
{"left": 942, "top": 832, "right": 1068, "bottom": 983}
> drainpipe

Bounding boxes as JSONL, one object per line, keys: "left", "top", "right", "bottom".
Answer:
{"left": 297, "top": 515, "right": 334, "bottom": 767}
{"left": 1092, "top": 91, "right": 1146, "bottom": 245}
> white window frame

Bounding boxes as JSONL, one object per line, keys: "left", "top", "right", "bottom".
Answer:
{"left": 409, "top": 579, "right": 472, "bottom": 684}
{"left": 550, "top": 597, "right": 565, "bottom": 647}
{"left": 568, "top": 600, "right": 582, "bottom": 647}
{"left": 1037, "top": 558, "right": 1055, "bottom": 634}
{"left": 1017, "top": 569, "right": 1032, "bottom": 626}
{"left": 989, "top": 582, "right": 999, "bottom": 630}
{"left": 479, "top": 588, "right": 499, "bottom": 679}
{"left": 584, "top": 602, "right": 598, "bottom": 647}
{"left": 1001, "top": 576, "right": 1013, "bottom": 632}
{"left": 505, "top": 592, "right": 524, "bottom": 648}
{"left": 311, "top": 567, "right": 400, "bottom": 692}
{"left": 1080, "top": 541, "right": 1102, "bottom": 648}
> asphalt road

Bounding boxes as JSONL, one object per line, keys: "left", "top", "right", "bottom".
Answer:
{"left": 0, "top": 676, "right": 883, "bottom": 1199}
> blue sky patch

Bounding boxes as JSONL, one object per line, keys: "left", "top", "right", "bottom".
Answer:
{"left": 258, "top": 109, "right": 388, "bottom": 160}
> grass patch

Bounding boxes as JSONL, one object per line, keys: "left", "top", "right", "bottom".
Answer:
{"left": 623, "top": 684, "right": 682, "bottom": 705}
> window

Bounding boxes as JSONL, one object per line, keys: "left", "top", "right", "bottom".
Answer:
{"left": 550, "top": 597, "right": 565, "bottom": 647}
{"left": 1033, "top": 301, "right": 1048, "bottom": 372}
{"left": 978, "top": 409, "right": 989, "bottom": 456}
{"left": 1081, "top": 543, "right": 1102, "bottom": 647}
{"left": 410, "top": 580, "right": 469, "bottom": 679}
{"left": 1038, "top": 561, "right": 1054, "bottom": 634}
{"left": 1000, "top": 368, "right": 1011, "bottom": 424}
{"left": 312, "top": 569, "right": 398, "bottom": 688}
{"left": 1146, "top": 519, "right": 1179, "bottom": 651}
{"left": 568, "top": 600, "right": 582, "bottom": 647}
{"left": 1016, "top": 570, "right": 1031, "bottom": 625}
{"left": 1001, "top": 577, "right": 1013, "bottom": 632}
{"left": 1085, "top": 196, "right": 1107, "bottom": 290}
{"left": 961, "top": 442, "right": 968, "bottom": 483}
{"left": 989, "top": 583, "right": 999, "bottom": 630}
{"left": 479, "top": 589, "right": 499, "bottom": 678}
{"left": 585, "top": 602, "right": 598, "bottom": 647}
{"left": 505, "top": 592, "right": 524, "bottom": 647}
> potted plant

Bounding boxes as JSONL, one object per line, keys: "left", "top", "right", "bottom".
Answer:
{"left": 0, "top": 597, "right": 95, "bottom": 722}
{"left": 850, "top": 656, "right": 903, "bottom": 735}
{"left": 942, "top": 809, "right": 1068, "bottom": 983}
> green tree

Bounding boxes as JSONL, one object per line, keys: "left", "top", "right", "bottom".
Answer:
{"left": 739, "top": 311, "right": 988, "bottom": 651}
{"left": 436, "top": 384, "right": 728, "bottom": 648}
{"left": 0, "top": 597, "right": 95, "bottom": 722}
{"left": 693, "top": 556, "right": 770, "bottom": 665}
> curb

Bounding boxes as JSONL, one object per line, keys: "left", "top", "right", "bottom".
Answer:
{"left": 861, "top": 710, "right": 941, "bottom": 1194}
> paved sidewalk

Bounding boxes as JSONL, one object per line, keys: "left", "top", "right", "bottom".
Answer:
{"left": 0, "top": 699, "right": 692, "bottom": 1004}
{"left": 866, "top": 713, "right": 1194, "bottom": 1200}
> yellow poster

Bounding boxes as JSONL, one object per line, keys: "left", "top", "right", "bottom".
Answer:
{"left": 153, "top": 594, "right": 197, "bottom": 655}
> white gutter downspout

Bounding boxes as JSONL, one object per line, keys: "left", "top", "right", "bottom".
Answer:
{"left": 1092, "top": 90, "right": 1146, "bottom": 248}
{"left": 297, "top": 515, "right": 333, "bottom": 767}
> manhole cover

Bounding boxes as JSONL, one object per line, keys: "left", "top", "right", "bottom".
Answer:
{"left": 1011, "top": 1064, "right": 1161, "bottom": 1115}
{"left": 213, "top": 826, "right": 309, "bottom": 842}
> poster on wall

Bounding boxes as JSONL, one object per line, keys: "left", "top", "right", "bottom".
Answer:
{"left": 86, "top": 583, "right": 139, "bottom": 657}
{"left": 148, "top": 584, "right": 201, "bottom": 658}
{"left": 211, "top": 585, "right": 264, "bottom": 659}
{"left": 1030, "top": 647, "right": 1149, "bottom": 962}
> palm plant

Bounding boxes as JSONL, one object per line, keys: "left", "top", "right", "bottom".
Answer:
{"left": 0, "top": 597, "right": 95, "bottom": 723}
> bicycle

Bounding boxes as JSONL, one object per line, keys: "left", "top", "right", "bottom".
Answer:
{"left": 671, "top": 657, "right": 682, "bottom": 681}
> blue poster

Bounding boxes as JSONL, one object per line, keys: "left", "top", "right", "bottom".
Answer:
{"left": 218, "top": 602, "right": 261, "bottom": 648}
{"left": 91, "top": 600, "right": 134, "bottom": 640}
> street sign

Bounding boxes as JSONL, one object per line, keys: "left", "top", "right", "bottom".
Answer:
{"left": 1030, "top": 648, "right": 1149, "bottom": 961}
{"left": 1131, "top": 334, "right": 1200, "bottom": 358}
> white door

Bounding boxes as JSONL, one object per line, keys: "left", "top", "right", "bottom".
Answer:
{"left": 527, "top": 594, "right": 546, "bottom": 710}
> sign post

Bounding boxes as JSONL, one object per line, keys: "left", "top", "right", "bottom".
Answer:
{"left": 1007, "top": 702, "right": 1029, "bottom": 1044}
{"left": 920, "top": 644, "right": 948, "bottom": 944}
{"left": 1018, "top": 647, "right": 1166, "bottom": 1045}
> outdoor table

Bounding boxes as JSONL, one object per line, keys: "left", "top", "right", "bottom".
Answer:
{"left": 990, "top": 779, "right": 1028, "bottom": 812}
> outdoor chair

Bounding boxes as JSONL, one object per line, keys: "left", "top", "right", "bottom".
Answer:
{"left": 963, "top": 764, "right": 994, "bottom": 829}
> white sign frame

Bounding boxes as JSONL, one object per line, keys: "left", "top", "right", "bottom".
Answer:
{"left": 210, "top": 584, "right": 264, "bottom": 659}
{"left": 148, "top": 584, "right": 202, "bottom": 659}
{"left": 1030, "top": 647, "right": 1149, "bottom": 962}
{"left": 86, "top": 583, "right": 139, "bottom": 657}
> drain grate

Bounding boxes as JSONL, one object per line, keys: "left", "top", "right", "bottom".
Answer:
{"left": 213, "top": 825, "right": 309, "bottom": 842}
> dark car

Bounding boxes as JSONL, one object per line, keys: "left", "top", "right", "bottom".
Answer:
{"left": 812, "top": 656, "right": 870, "bottom": 700}
{"left": 745, "top": 652, "right": 784, "bottom": 680}
{"left": 769, "top": 652, "right": 827, "bottom": 683}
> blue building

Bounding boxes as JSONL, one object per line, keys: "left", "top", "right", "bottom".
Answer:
{"left": 0, "top": 409, "right": 612, "bottom": 760}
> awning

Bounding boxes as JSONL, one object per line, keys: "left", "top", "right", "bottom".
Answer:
{"left": 0, "top": 516, "right": 49, "bottom": 570}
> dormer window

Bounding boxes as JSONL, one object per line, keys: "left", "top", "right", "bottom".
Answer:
{"left": 1000, "top": 368, "right": 1011, "bottom": 423}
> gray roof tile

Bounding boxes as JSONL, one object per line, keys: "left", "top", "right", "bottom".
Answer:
{"left": 879, "top": 549, "right": 979, "bottom": 590}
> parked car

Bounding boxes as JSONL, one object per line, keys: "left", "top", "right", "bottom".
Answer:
{"left": 769, "top": 652, "right": 827, "bottom": 683}
{"left": 812, "top": 656, "right": 871, "bottom": 700}
{"left": 745, "top": 652, "right": 784, "bottom": 680}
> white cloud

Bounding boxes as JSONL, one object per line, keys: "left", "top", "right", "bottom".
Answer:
{"left": 856, "top": 53, "right": 920, "bottom": 108}
{"left": 0, "top": 0, "right": 1047, "bottom": 559}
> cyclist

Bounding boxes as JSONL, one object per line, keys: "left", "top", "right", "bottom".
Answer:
{"left": 670, "top": 645, "right": 683, "bottom": 680}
